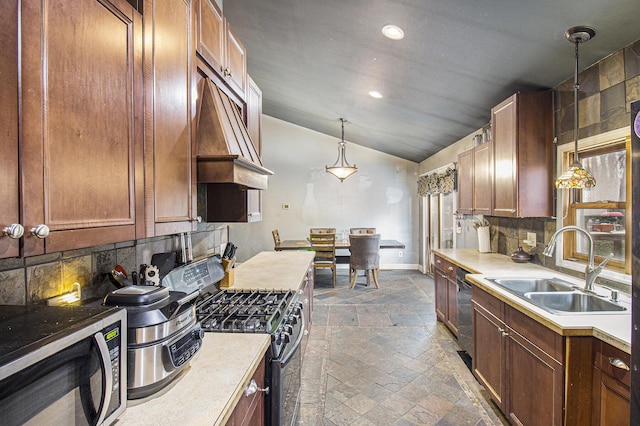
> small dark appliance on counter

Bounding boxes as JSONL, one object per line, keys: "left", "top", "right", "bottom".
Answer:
{"left": 0, "top": 304, "right": 127, "bottom": 426}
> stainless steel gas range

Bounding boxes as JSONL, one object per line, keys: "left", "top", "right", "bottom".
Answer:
{"left": 162, "top": 256, "right": 305, "bottom": 426}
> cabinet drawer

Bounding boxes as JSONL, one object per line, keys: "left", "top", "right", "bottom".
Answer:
{"left": 433, "top": 255, "right": 456, "bottom": 279}
{"left": 597, "top": 341, "right": 630, "bottom": 388}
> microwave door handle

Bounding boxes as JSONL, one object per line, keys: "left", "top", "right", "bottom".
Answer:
{"left": 279, "top": 314, "right": 305, "bottom": 366}
{"left": 93, "top": 331, "right": 113, "bottom": 426}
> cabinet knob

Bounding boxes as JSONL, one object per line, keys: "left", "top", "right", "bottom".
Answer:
{"left": 30, "top": 224, "right": 50, "bottom": 239}
{"left": 448, "top": 266, "right": 454, "bottom": 272}
{"left": 191, "top": 216, "right": 202, "bottom": 223}
{"left": 3, "top": 223, "right": 24, "bottom": 239}
{"left": 244, "top": 379, "right": 269, "bottom": 397}
{"left": 608, "top": 357, "right": 630, "bottom": 371}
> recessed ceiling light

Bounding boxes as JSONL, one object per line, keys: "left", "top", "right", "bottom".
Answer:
{"left": 382, "top": 24, "right": 404, "bottom": 40}
{"left": 369, "top": 90, "right": 383, "bottom": 99}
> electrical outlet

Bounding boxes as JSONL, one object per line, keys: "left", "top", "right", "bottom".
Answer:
{"left": 398, "top": 251, "right": 403, "bottom": 258}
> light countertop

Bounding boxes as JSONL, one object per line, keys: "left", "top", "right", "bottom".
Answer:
{"left": 434, "top": 248, "right": 631, "bottom": 353}
{"left": 117, "top": 333, "right": 270, "bottom": 425}
{"left": 117, "top": 251, "right": 314, "bottom": 425}
{"left": 227, "top": 251, "right": 315, "bottom": 291}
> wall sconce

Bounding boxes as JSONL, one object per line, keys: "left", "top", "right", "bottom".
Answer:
{"left": 47, "top": 282, "right": 82, "bottom": 306}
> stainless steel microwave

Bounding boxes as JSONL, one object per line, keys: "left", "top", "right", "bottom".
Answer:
{"left": 0, "top": 304, "right": 127, "bottom": 425}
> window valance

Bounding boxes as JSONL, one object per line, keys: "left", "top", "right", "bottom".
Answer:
{"left": 417, "top": 166, "right": 457, "bottom": 196}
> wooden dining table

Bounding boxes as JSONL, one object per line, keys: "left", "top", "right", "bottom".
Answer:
{"left": 275, "top": 239, "right": 405, "bottom": 251}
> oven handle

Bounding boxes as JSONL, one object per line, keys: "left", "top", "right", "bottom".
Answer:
{"left": 94, "top": 331, "right": 113, "bottom": 426}
{"left": 279, "top": 313, "right": 305, "bottom": 366}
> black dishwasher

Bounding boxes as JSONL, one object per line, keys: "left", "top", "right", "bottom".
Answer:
{"left": 456, "top": 267, "right": 473, "bottom": 357}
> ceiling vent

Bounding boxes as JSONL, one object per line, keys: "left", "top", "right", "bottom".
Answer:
{"left": 196, "top": 78, "right": 272, "bottom": 190}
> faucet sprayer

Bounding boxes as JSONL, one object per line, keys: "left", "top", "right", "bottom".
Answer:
{"left": 543, "top": 225, "right": 613, "bottom": 292}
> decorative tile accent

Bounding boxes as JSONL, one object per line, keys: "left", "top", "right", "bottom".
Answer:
{"left": 599, "top": 51, "right": 625, "bottom": 91}
{"left": 624, "top": 39, "right": 640, "bottom": 79}
{"left": 0, "top": 269, "right": 26, "bottom": 305}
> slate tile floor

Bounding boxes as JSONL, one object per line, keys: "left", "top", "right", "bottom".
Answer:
{"left": 297, "top": 269, "right": 507, "bottom": 426}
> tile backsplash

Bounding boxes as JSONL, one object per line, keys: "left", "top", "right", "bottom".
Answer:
{"left": 0, "top": 224, "right": 228, "bottom": 305}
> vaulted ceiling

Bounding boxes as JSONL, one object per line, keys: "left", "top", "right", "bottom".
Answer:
{"left": 223, "top": 0, "right": 640, "bottom": 163}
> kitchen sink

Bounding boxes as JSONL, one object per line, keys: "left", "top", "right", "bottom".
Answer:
{"left": 487, "top": 277, "right": 575, "bottom": 296}
{"left": 524, "top": 292, "right": 627, "bottom": 314}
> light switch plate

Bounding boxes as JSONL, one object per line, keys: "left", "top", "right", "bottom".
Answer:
{"left": 282, "top": 203, "right": 290, "bottom": 210}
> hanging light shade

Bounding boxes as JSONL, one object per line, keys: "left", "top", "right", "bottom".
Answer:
{"left": 326, "top": 118, "right": 357, "bottom": 182}
{"left": 555, "top": 26, "right": 596, "bottom": 189}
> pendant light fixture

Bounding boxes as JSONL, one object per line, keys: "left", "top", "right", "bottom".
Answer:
{"left": 326, "top": 118, "right": 357, "bottom": 182}
{"left": 555, "top": 26, "right": 597, "bottom": 189}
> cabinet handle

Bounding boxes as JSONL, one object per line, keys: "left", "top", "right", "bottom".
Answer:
{"left": 498, "top": 327, "right": 508, "bottom": 337}
{"left": 608, "top": 357, "right": 630, "bottom": 371}
{"left": 3, "top": 223, "right": 24, "bottom": 239}
{"left": 30, "top": 224, "right": 50, "bottom": 239}
{"left": 191, "top": 216, "right": 202, "bottom": 223}
{"left": 244, "top": 379, "right": 269, "bottom": 396}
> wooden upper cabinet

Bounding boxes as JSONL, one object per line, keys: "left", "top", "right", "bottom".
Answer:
{"left": 0, "top": 1, "right": 20, "bottom": 259}
{"left": 144, "top": 0, "right": 198, "bottom": 237}
{"left": 195, "top": 0, "right": 224, "bottom": 75}
{"left": 457, "top": 141, "right": 492, "bottom": 216}
{"left": 224, "top": 22, "right": 247, "bottom": 99}
{"left": 20, "top": 0, "right": 143, "bottom": 257}
{"left": 491, "top": 91, "right": 553, "bottom": 217}
{"left": 246, "top": 75, "right": 263, "bottom": 155}
{"left": 473, "top": 142, "right": 493, "bottom": 215}
{"left": 457, "top": 149, "right": 473, "bottom": 215}
{"left": 195, "top": 0, "right": 247, "bottom": 101}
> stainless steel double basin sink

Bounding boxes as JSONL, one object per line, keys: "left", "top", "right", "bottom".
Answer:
{"left": 485, "top": 277, "right": 627, "bottom": 315}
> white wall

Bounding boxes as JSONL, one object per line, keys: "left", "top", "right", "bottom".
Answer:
{"left": 228, "top": 116, "right": 419, "bottom": 268}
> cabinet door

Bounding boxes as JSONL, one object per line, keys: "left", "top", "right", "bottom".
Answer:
{"left": 473, "top": 142, "right": 492, "bottom": 215}
{"left": 472, "top": 303, "right": 506, "bottom": 410}
{"left": 492, "top": 95, "right": 517, "bottom": 216}
{"left": 144, "top": 0, "right": 197, "bottom": 236}
{"left": 21, "top": 0, "right": 143, "bottom": 256}
{"left": 225, "top": 22, "right": 247, "bottom": 100}
{"left": 227, "top": 354, "right": 266, "bottom": 426}
{"left": 434, "top": 271, "right": 448, "bottom": 323}
{"left": 0, "top": 1, "right": 20, "bottom": 258}
{"left": 246, "top": 75, "right": 263, "bottom": 155}
{"left": 195, "top": 0, "right": 224, "bottom": 74}
{"left": 457, "top": 149, "right": 473, "bottom": 214}
{"left": 506, "top": 328, "right": 564, "bottom": 425}
{"left": 592, "top": 369, "right": 630, "bottom": 426}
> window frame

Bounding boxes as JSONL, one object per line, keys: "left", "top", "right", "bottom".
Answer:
{"left": 555, "top": 127, "right": 631, "bottom": 283}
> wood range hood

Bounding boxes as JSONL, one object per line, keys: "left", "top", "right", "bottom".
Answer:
{"left": 196, "top": 78, "right": 272, "bottom": 190}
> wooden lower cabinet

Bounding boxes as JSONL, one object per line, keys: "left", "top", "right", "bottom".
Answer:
{"left": 434, "top": 255, "right": 458, "bottom": 336}
{"left": 592, "top": 340, "right": 631, "bottom": 426}
{"left": 226, "top": 353, "right": 267, "bottom": 426}
{"left": 472, "top": 286, "right": 564, "bottom": 425}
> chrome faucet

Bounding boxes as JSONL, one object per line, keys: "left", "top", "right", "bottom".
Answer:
{"left": 542, "top": 225, "right": 614, "bottom": 292}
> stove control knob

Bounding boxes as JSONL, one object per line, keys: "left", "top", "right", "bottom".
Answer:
{"left": 280, "top": 332, "right": 290, "bottom": 343}
{"left": 284, "top": 325, "right": 294, "bottom": 335}
{"left": 194, "top": 328, "right": 205, "bottom": 340}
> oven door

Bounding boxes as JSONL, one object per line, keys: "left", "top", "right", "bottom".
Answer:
{"left": 270, "top": 312, "right": 305, "bottom": 426}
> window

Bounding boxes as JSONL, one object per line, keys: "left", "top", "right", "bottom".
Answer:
{"left": 559, "top": 133, "right": 631, "bottom": 275}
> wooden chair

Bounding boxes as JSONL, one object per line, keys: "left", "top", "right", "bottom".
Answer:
{"left": 310, "top": 228, "right": 336, "bottom": 234}
{"left": 350, "top": 227, "right": 376, "bottom": 234}
{"left": 272, "top": 229, "right": 281, "bottom": 250}
{"left": 309, "top": 232, "right": 336, "bottom": 287}
{"left": 349, "top": 234, "right": 381, "bottom": 288}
